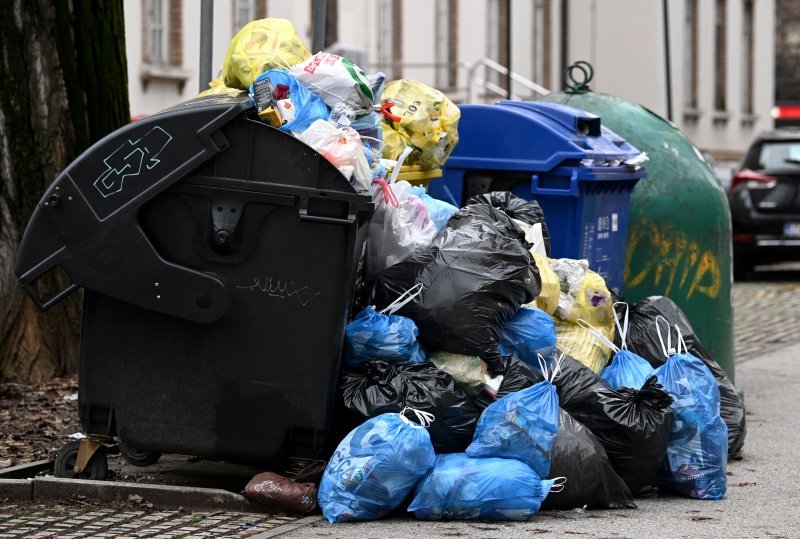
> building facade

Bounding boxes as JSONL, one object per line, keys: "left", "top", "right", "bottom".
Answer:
{"left": 124, "top": 0, "right": 775, "bottom": 158}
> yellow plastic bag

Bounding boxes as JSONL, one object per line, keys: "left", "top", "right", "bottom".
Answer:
{"left": 554, "top": 319, "right": 613, "bottom": 374}
{"left": 197, "top": 76, "right": 244, "bottom": 97}
{"left": 381, "top": 79, "right": 460, "bottom": 169}
{"left": 529, "top": 254, "right": 560, "bottom": 315}
{"left": 429, "top": 352, "right": 488, "bottom": 397}
{"left": 222, "top": 18, "right": 311, "bottom": 90}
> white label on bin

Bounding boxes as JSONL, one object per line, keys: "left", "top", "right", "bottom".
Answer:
{"left": 612, "top": 213, "right": 619, "bottom": 232}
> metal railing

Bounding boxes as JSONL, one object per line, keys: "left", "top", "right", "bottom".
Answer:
{"left": 366, "top": 58, "right": 550, "bottom": 104}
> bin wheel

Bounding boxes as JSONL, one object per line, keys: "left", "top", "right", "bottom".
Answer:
{"left": 118, "top": 440, "right": 161, "bottom": 467}
{"left": 54, "top": 440, "right": 108, "bottom": 480}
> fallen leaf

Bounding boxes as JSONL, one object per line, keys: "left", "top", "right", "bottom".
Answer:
{"left": 732, "top": 482, "right": 756, "bottom": 487}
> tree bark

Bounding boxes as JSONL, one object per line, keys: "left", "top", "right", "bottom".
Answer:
{"left": 0, "top": 0, "right": 129, "bottom": 383}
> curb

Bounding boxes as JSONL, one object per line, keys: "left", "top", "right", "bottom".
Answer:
{"left": 0, "top": 476, "right": 272, "bottom": 514}
{"left": 0, "top": 460, "right": 53, "bottom": 479}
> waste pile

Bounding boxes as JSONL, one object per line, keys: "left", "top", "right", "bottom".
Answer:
{"left": 201, "top": 18, "right": 744, "bottom": 522}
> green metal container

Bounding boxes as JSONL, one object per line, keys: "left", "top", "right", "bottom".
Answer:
{"left": 540, "top": 91, "right": 735, "bottom": 381}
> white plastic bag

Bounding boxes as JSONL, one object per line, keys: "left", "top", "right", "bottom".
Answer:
{"left": 367, "top": 181, "right": 438, "bottom": 279}
{"left": 297, "top": 119, "right": 371, "bottom": 193}
{"left": 291, "top": 52, "right": 374, "bottom": 115}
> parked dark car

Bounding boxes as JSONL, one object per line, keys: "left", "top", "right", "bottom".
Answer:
{"left": 729, "top": 128, "right": 800, "bottom": 278}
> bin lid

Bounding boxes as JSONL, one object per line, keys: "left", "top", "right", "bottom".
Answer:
{"left": 445, "top": 101, "right": 643, "bottom": 173}
{"left": 15, "top": 94, "right": 372, "bottom": 324}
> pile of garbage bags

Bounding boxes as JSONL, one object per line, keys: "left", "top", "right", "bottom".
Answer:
{"left": 218, "top": 17, "right": 745, "bottom": 524}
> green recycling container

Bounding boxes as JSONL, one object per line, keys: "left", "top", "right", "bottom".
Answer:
{"left": 540, "top": 91, "right": 735, "bottom": 382}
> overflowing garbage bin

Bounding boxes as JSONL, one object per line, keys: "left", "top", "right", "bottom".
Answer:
{"left": 427, "top": 101, "right": 646, "bottom": 294}
{"left": 15, "top": 94, "right": 374, "bottom": 474}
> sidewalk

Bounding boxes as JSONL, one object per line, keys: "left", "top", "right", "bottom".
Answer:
{"left": 288, "top": 337, "right": 800, "bottom": 538}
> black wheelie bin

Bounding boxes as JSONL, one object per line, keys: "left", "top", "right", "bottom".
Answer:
{"left": 15, "top": 94, "right": 374, "bottom": 478}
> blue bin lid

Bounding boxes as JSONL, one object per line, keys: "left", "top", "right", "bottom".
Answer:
{"left": 446, "top": 101, "right": 644, "bottom": 173}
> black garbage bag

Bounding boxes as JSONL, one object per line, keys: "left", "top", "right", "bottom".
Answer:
{"left": 466, "top": 191, "right": 551, "bottom": 255}
{"left": 553, "top": 355, "right": 674, "bottom": 495}
{"left": 622, "top": 296, "right": 746, "bottom": 459}
{"left": 338, "top": 361, "right": 481, "bottom": 454}
{"left": 472, "top": 355, "right": 542, "bottom": 409}
{"left": 371, "top": 219, "right": 539, "bottom": 374}
{"left": 542, "top": 409, "right": 636, "bottom": 510}
{"left": 444, "top": 202, "right": 528, "bottom": 241}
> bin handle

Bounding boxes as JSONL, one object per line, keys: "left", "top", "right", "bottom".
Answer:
{"left": 297, "top": 211, "right": 356, "bottom": 225}
{"left": 530, "top": 169, "right": 580, "bottom": 197}
{"left": 23, "top": 278, "right": 80, "bottom": 313}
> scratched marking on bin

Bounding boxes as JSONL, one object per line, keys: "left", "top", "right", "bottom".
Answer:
{"left": 237, "top": 276, "right": 320, "bottom": 306}
{"left": 93, "top": 126, "right": 173, "bottom": 198}
{"left": 624, "top": 218, "right": 722, "bottom": 300}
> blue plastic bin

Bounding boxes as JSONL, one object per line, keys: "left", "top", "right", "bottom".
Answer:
{"left": 428, "top": 101, "right": 646, "bottom": 294}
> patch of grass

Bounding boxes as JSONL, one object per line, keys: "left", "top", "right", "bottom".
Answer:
{"left": 113, "top": 517, "right": 133, "bottom": 526}
{"left": 191, "top": 515, "right": 205, "bottom": 524}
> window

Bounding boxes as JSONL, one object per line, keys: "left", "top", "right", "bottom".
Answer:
{"left": 742, "top": 0, "right": 754, "bottom": 116}
{"left": 684, "top": 0, "right": 699, "bottom": 111}
{"left": 234, "top": 0, "right": 255, "bottom": 32}
{"left": 487, "top": 0, "right": 510, "bottom": 91}
{"left": 435, "top": 0, "right": 458, "bottom": 89}
{"left": 714, "top": 0, "right": 727, "bottom": 112}
{"left": 144, "top": 0, "right": 169, "bottom": 64}
{"left": 758, "top": 141, "right": 800, "bottom": 169}
{"left": 378, "top": 0, "right": 402, "bottom": 79}
{"left": 532, "top": 0, "right": 552, "bottom": 90}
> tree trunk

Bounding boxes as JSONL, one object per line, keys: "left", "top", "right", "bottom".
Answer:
{"left": 0, "top": 0, "right": 129, "bottom": 384}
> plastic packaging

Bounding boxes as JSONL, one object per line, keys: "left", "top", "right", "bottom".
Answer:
{"left": 581, "top": 303, "right": 656, "bottom": 389}
{"left": 242, "top": 472, "right": 317, "bottom": 514}
{"left": 249, "top": 70, "right": 328, "bottom": 134}
{"left": 371, "top": 215, "right": 539, "bottom": 374}
{"left": 466, "top": 357, "right": 562, "bottom": 478}
{"left": 366, "top": 181, "right": 438, "bottom": 279}
{"left": 381, "top": 79, "right": 461, "bottom": 169}
{"left": 408, "top": 453, "right": 561, "bottom": 521}
{"left": 198, "top": 76, "right": 243, "bottom": 97}
{"left": 542, "top": 409, "right": 636, "bottom": 510}
{"left": 344, "top": 302, "right": 426, "bottom": 366}
{"left": 318, "top": 410, "right": 436, "bottom": 522}
{"left": 222, "top": 18, "right": 311, "bottom": 90}
{"left": 297, "top": 119, "right": 371, "bottom": 193}
{"left": 654, "top": 326, "right": 728, "bottom": 500}
{"left": 466, "top": 192, "right": 551, "bottom": 255}
{"left": 529, "top": 253, "right": 560, "bottom": 315}
{"left": 338, "top": 361, "right": 482, "bottom": 454}
{"left": 499, "top": 306, "right": 558, "bottom": 367}
{"left": 292, "top": 52, "right": 374, "bottom": 115}
{"left": 550, "top": 355, "right": 674, "bottom": 494}
{"left": 622, "top": 296, "right": 746, "bottom": 459}
{"left": 472, "top": 356, "right": 540, "bottom": 409}
{"left": 410, "top": 186, "right": 459, "bottom": 232}
{"left": 429, "top": 352, "right": 487, "bottom": 397}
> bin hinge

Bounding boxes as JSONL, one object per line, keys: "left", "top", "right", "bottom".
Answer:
{"left": 211, "top": 199, "right": 244, "bottom": 246}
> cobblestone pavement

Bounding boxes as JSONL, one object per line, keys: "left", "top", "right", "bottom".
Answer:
{"left": 733, "top": 264, "right": 800, "bottom": 362}
{"left": 0, "top": 504, "right": 299, "bottom": 538}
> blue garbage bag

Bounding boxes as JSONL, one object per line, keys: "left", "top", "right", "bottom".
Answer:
{"left": 498, "top": 306, "right": 557, "bottom": 365}
{"left": 408, "top": 453, "right": 560, "bottom": 521}
{"left": 249, "top": 70, "right": 329, "bottom": 135}
{"left": 345, "top": 306, "right": 427, "bottom": 365}
{"left": 318, "top": 410, "right": 437, "bottom": 523}
{"left": 410, "top": 186, "right": 459, "bottom": 232}
{"left": 655, "top": 352, "right": 727, "bottom": 500}
{"left": 600, "top": 349, "right": 656, "bottom": 390}
{"left": 465, "top": 376, "right": 559, "bottom": 478}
